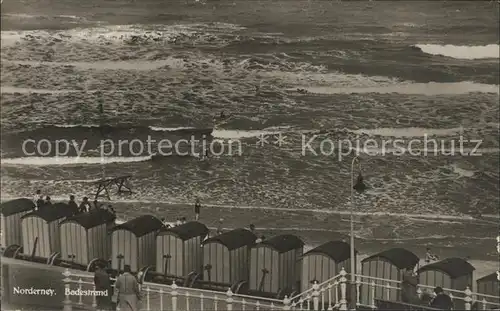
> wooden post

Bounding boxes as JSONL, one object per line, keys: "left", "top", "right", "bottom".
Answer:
{"left": 92, "top": 284, "right": 97, "bottom": 309}
{"left": 370, "top": 281, "right": 376, "bottom": 310}
{"left": 327, "top": 282, "right": 333, "bottom": 310}
{"left": 339, "top": 268, "right": 348, "bottom": 311}
{"left": 146, "top": 286, "right": 151, "bottom": 311}
{"left": 200, "top": 293, "right": 204, "bottom": 311}
{"left": 464, "top": 287, "right": 472, "bottom": 310}
{"left": 171, "top": 282, "right": 178, "bottom": 311}
{"left": 312, "top": 281, "right": 320, "bottom": 311}
{"left": 62, "top": 269, "right": 72, "bottom": 311}
{"left": 481, "top": 298, "right": 487, "bottom": 310}
{"left": 283, "top": 295, "right": 291, "bottom": 310}
{"left": 356, "top": 275, "right": 361, "bottom": 307}
{"left": 78, "top": 278, "right": 83, "bottom": 305}
{"left": 159, "top": 287, "right": 164, "bottom": 311}
{"left": 226, "top": 288, "right": 234, "bottom": 311}
{"left": 185, "top": 291, "right": 190, "bottom": 311}
{"left": 385, "top": 282, "right": 391, "bottom": 300}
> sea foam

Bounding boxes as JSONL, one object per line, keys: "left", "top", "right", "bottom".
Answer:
{"left": 415, "top": 44, "right": 500, "bottom": 60}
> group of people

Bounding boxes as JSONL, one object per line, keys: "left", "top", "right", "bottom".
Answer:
{"left": 33, "top": 190, "right": 116, "bottom": 216}
{"left": 94, "top": 263, "right": 141, "bottom": 311}
{"left": 401, "top": 266, "right": 454, "bottom": 310}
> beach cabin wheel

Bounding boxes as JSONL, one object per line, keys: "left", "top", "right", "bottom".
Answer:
{"left": 87, "top": 258, "right": 108, "bottom": 272}
{"left": 138, "top": 266, "right": 154, "bottom": 283}
{"left": 232, "top": 280, "right": 248, "bottom": 294}
{"left": 2, "top": 244, "right": 22, "bottom": 258}
{"left": 47, "top": 252, "right": 61, "bottom": 265}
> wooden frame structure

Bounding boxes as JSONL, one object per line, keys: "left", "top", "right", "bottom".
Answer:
{"left": 92, "top": 175, "right": 132, "bottom": 200}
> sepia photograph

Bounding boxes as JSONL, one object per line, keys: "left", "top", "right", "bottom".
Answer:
{"left": 0, "top": 0, "right": 499, "bottom": 310}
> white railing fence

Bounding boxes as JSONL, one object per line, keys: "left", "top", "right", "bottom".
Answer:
{"left": 288, "top": 268, "right": 500, "bottom": 311}
{"left": 61, "top": 268, "right": 500, "bottom": 311}
{"left": 61, "top": 269, "right": 287, "bottom": 311}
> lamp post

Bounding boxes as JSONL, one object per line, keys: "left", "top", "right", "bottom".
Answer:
{"left": 350, "top": 156, "right": 367, "bottom": 310}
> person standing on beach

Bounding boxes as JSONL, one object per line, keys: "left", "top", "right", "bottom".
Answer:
{"left": 79, "top": 197, "right": 91, "bottom": 213}
{"left": 94, "top": 263, "right": 112, "bottom": 311}
{"left": 401, "top": 267, "right": 419, "bottom": 304}
{"left": 115, "top": 265, "right": 141, "bottom": 311}
{"left": 194, "top": 198, "right": 201, "bottom": 221}
{"left": 216, "top": 218, "right": 223, "bottom": 235}
{"left": 429, "top": 287, "right": 454, "bottom": 310}
{"left": 68, "top": 195, "right": 78, "bottom": 212}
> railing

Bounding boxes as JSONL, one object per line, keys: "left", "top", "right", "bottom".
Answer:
{"left": 61, "top": 269, "right": 287, "bottom": 311}
{"left": 61, "top": 268, "right": 500, "bottom": 311}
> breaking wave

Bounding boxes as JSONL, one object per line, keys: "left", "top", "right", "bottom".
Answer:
{"left": 291, "top": 81, "right": 499, "bottom": 95}
{"left": 0, "top": 156, "right": 151, "bottom": 166}
{"left": 415, "top": 44, "right": 500, "bottom": 60}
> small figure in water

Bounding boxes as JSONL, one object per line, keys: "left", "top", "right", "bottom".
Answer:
{"left": 220, "top": 111, "right": 226, "bottom": 119}
{"left": 44, "top": 196, "right": 52, "bottom": 206}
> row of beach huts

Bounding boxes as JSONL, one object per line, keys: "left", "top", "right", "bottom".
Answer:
{"left": 1, "top": 198, "right": 498, "bottom": 304}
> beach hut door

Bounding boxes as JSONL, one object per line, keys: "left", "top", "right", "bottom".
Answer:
{"left": 258, "top": 268, "right": 269, "bottom": 292}
{"left": 163, "top": 254, "right": 171, "bottom": 276}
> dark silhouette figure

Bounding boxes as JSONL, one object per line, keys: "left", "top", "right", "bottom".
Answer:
{"left": 44, "top": 196, "right": 52, "bottom": 206}
{"left": 68, "top": 195, "right": 78, "bottom": 213}
{"left": 94, "top": 263, "right": 112, "bottom": 310}
{"left": 194, "top": 198, "right": 201, "bottom": 221}
{"left": 429, "top": 287, "right": 454, "bottom": 310}
{"left": 36, "top": 192, "right": 45, "bottom": 209}
{"left": 401, "top": 267, "right": 419, "bottom": 304}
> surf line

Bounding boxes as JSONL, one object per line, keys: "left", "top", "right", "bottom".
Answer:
{"left": 0, "top": 194, "right": 495, "bottom": 222}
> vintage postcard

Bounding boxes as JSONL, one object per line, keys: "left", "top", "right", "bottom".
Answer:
{"left": 1, "top": 0, "right": 499, "bottom": 310}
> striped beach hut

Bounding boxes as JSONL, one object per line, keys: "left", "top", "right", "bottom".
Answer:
{"left": 156, "top": 221, "right": 209, "bottom": 279}
{"left": 110, "top": 215, "right": 164, "bottom": 273}
{"left": 20, "top": 203, "right": 78, "bottom": 259}
{"left": 249, "top": 234, "right": 304, "bottom": 296}
{"left": 360, "top": 248, "right": 420, "bottom": 305}
{"left": 476, "top": 272, "right": 500, "bottom": 308}
{"left": 301, "top": 241, "right": 357, "bottom": 293}
{"left": 59, "top": 209, "right": 116, "bottom": 267}
{"left": 0, "top": 198, "right": 35, "bottom": 247}
{"left": 418, "top": 257, "right": 475, "bottom": 310}
{"left": 202, "top": 228, "right": 257, "bottom": 289}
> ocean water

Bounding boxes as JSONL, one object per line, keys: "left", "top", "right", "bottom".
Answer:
{"left": 1, "top": 0, "right": 499, "bottom": 255}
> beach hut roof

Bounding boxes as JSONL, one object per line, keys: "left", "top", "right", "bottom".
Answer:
{"left": 418, "top": 257, "right": 475, "bottom": 279}
{"left": 362, "top": 248, "right": 419, "bottom": 270}
{"left": 111, "top": 215, "right": 163, "bottom": 237}
{"left": 21, "top": 203, "right": 77, "bottom": 222}
{"left": 477, "top": 272, "right": 498, "bottom": 283}
{"left": 203, "top": 228, "right": 256, "bottom": 250}
{"left": 1, "top": 198, "right": 35, "bottom": 216}
{"left": 259, "top": 234, "right": 304, "bottom": 253}
{"left": 60, "top": 209, "right": 116, "bottom": 229}
{"left": 158, "top": 221, "right": 209, "bottom": 240}
{"left": 304, "top": 241, "right": 357, "bottom": 262}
